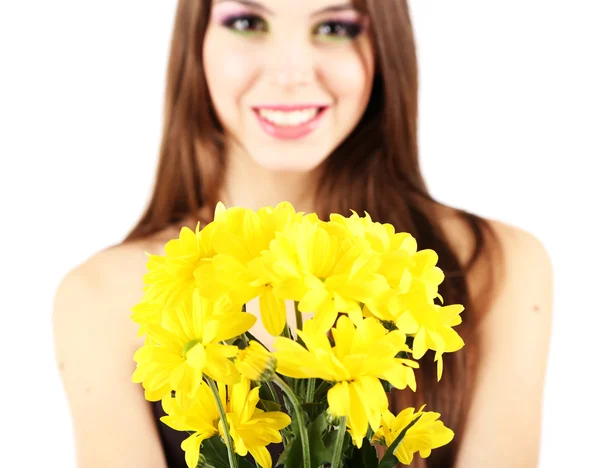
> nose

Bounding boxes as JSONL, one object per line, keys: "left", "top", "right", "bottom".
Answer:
{"left": 265, "top": 36, "right": 316, "bottom": 90}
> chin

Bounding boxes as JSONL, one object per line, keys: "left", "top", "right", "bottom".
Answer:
{"left": 246, "top": 146, "right": 330, "bottom": 173}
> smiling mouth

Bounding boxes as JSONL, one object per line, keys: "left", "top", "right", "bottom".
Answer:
{"left": 252, "top": 106, "right": 329, "bottom": 127}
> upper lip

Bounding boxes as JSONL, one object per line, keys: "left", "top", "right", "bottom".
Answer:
{"left": 252, "top": 105, "right": 330, "bottom": 111}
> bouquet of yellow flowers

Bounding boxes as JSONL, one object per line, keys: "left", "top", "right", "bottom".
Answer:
{"left": 131, "top": 202, "right": 464, "bottom": 467}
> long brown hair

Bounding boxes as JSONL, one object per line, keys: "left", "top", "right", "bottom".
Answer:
{"left": 124, "top": 1, "right": 504, "bottom": 466}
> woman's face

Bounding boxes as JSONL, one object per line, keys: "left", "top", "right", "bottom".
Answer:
{"left": 203, "top": 0, "right": 375, "bottom": 173}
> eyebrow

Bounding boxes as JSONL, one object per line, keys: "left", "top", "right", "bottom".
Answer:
{"left": 213, "top": 1, "right": 357, "bottom": 17}
{"left": 310, "top": 3, "right": 356, "bottom": 17}
{"left": 213, "top": 0, "right": 275, "bottom": 15}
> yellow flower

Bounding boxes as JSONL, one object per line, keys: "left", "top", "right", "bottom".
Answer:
{"left": 333, "top": 215, "right": 464, "bottom": 381}
{"left": 329, "top": 211, "right": 399, "bottom": 253}
{"left": 160, "top": 382, "right": 220, "bottom": 468}
{"left": 160, "top": 377, "right": 290, "bottom": 468}
{"left": 331, "top": 212, "right": 446, "bottom": 327}
{"left": 194, "top": 202, "right": 302, "bottom": 335}
{"left": 329, "top": 211, "right": 421, "bottom": 294}
{"left": 366, "top": 247, "right": 445, "bottom": 324}
{"left": 225, "top": 377, "right": 291, "bottom": 468}
{"left": 405, "top": 249, "right": 445, "bottom": 300}
{"left": 235, "top": 341, "right": 277, "bottom": 382}
{"left": 142, "top": 221, "right": 220, "bottom": 309}
{"left": 265, "top": 216, "right": 389, "bottom": 332}
{"left": 132, "top": 289, "right": 256, "bottom": 405}
{"left": 274, "top": 316, "right": 419, "bottom": 446}
{"left": 391, "top": 298, "right": 465, "bottom": 380}
{"left": 130, "top": 296, "right": 163, "bottom": 337}
{"left": 212, "top": 202, "right": 301, "bottom": 263}
{"left": 373, "top": 405, "right": 454, "bottom": 465}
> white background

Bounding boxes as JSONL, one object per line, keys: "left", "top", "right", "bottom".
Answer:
{"left": 1, "top": 1, "right": 598, "bottom": 466}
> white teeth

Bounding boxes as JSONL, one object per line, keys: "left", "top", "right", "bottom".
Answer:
{"left": 258, "top": 108, "right": 320, "bottom": 126}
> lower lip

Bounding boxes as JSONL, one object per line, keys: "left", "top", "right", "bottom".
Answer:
{"left": 253, "top": 108, "right": 328, "bottom": 140}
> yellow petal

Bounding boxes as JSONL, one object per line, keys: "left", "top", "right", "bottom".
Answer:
{"left": 347, "top": 382, "right": 368, "bottom": 447}
{"left": 249, "top": 446, "right": 272, "bottom": 468}
{"left": 312, "top": 307, "right": 338, "bottom": 334}
{"left": 395, "top": 311, "right": 420, "bottom": 335}
{"left": 352, "top": 377, "right": 385, "bottom": 432}
{"left": 438, "top": 327, "right": 465, "bottom": 353}
{"left": 327, "top": 381, "right": 350, "bottom": 417}
{"left": 412, "top": 328, "right": 427, "bottom": 359}
{"left": 230, "top": 378, "right": 252, "bottom": 419}
{"left": 203, "top": 345, "right": 241, "bottom": 384}
{"left": 185, "top": 343, "right": 207, "bottom": 370}
{"left": 181, "top": 433, "right": 203, "bottom": 468}
{"left": 331, "top": 315, "right": 355, "bottom": 359}
{"left": 214, "top": 201, "right": 227, "bottom": 219}
{"left": 259, "top": 287, "right": 287, "bottom": 336}
{"left": 298, "top": 285, "right": 329, "bottom": 313}
{"left": 211, "top": 312, "right": 257, "bottom": 343}
{"left": 273, "top": 338, "right": 317, "bottom": 378}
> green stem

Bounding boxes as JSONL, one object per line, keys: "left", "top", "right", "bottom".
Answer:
{"left": 206, "top": 377, "right": 238, "bottom": 468}
{"left": 313, "top": 379, "right": 329, "bottom": 399}
{"left": 273, "top": 375, "right": 310, "bottom": 468}
{"left": 239, "top": 332, "right": 249, "bottom": 348}
{"left": 306, "top": 378, "right": 315, "bottom": 403}
{"left": 294, "top": 301, "right": 303, "bottom": 333}
{"left": 265, "top": 381, "right": 280, "bottom": 405}
{"left": 331, "top": 416, "right": 347, "bottom": 468}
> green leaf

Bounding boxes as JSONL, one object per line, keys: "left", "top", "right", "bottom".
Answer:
{"left": 201, "top": 436, "right": 255, "bottom": 468}
{"left": 378, "top": 415, "right": 422, "bottom": 468}
{"left": 281, "top": 411, "right": 333, "bottom": 468}
{"left": 275, "top": 437, "right": 293, "bottom": 467}
{"left": 201, "top": 436, "right": 230, "bottom": 468}
{"left": 345, "top": 440, "right": 379, "bottom": 468}
{"left": 238, "top": 458, "right": 257, "bottom": 468}
{"left": 301, "top": 402, "right": 327, "bottom": 421}
{"left": 322, "top": 429, "right": 351, "bottom": 467}
{"left": 312, "top": 379, "right": 333, "bottom": 403}
{"left": 259, "top": 399, "right": 282, "bottom": 413}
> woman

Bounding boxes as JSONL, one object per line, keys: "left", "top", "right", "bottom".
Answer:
{"left": 52, "top": 0, "right": 553, "bottom": 467}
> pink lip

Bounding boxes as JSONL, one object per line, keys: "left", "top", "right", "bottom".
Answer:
{"left": 253, "top": 105, "right": 329, "bottom": 140}
{"left": 253, "top": 104, "right": 328, "bottom": 111}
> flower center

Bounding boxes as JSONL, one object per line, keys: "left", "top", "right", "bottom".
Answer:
{"left": 182, "top": 339, "right": 201, "bottom": 357}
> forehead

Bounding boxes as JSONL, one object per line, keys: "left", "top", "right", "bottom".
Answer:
{"left": 212, "top": 0, "right": 363, "bottom": 15}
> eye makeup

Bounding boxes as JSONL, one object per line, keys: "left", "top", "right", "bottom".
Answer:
{"left": 221, "top": 13, "right": 268, "bottom": 34}
{"left": 312, "top": 19, "right": 366, "bottom": 40}
{"left": 310, "top": 8, "right": 369, "bottom": 41}
{"left": 211, "top": 2, "right": 368, "bottom": 40}
{"left": 212, "top": 3, "right": 269, "bottom": 35}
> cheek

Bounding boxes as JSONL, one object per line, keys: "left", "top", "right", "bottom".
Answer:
{"left": 318, "top": 45, "right": 374, "bottom": 105}
{"left": 203, "top": 32, "right": 260, "bottom": 113}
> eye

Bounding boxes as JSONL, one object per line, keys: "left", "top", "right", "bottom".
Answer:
{"left": 222, "top": 14, "right": 268, "bottom": 34}
{"left": 313, "top": 20, "right": 364, "bottom": 40}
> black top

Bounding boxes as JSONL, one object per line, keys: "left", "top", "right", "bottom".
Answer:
{"left": 151, "top": 401, "right": 187, "bottom": 468}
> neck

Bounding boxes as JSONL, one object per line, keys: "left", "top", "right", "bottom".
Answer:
{"left": 218, "top": 143, "right": 320, "bottom": 214}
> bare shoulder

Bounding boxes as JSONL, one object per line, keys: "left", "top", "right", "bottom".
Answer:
{"left": 439, "top": 207, "right": 553, "bottom": 311}
{"left": 54, "top": 240, "right": 152, "bottom": 347}
{"left": 51, "top": 233, "right": 173, "bottom": 468}
{"left": 58, "top": 232, "right": 168, "bottom": 288}
{"left": 441, "top": 210, "right": 554, "bottom": 467}
{"left": 441, "top": 209, "right": 554, "bottom": 355}
{"left": 471, "top": 215, "right": 554, "bottom": 356}
{"left": 461, "top": 215, "right": 553, "bottom": 321}
{"left": 54, "top": 229, "right": 174, "bottom": 322}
